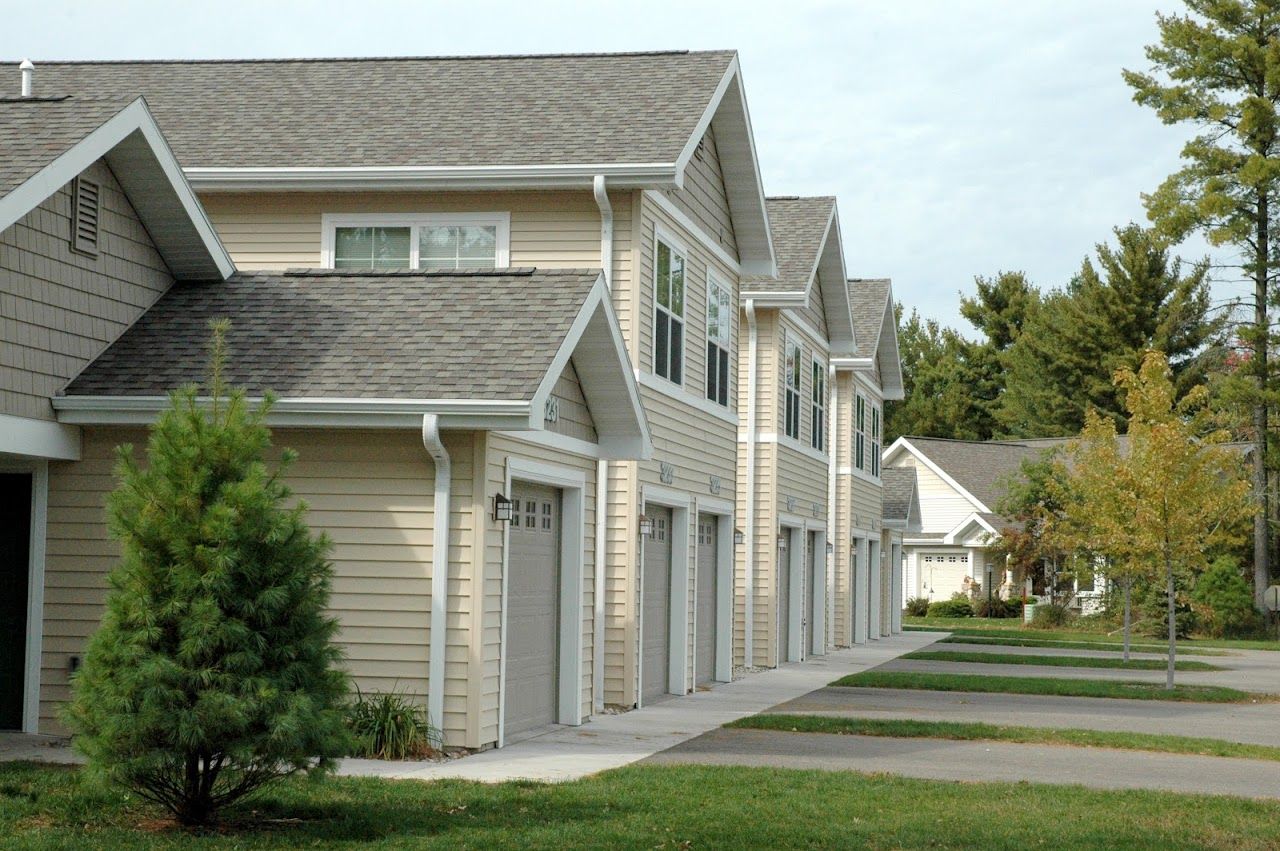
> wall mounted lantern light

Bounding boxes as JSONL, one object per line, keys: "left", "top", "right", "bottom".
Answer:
{"left": 493, "top": 493, "right": 513, "bottom": 523}
{"left": 734, "top": 528, "right": 745, "bottom": 546}
{"left": 639, "top": 515, "right": 654, "bottom": 538}
{"left": 777, "top": 532, "right": 788, "bottom": 552}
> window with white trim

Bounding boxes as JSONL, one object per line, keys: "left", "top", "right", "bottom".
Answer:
{"left": 653, "top": 237, "right": 686, "bottom": 384}
{"left": 706, "top": 273, "right": 732, "bottom": 407}
{"left": 855, "top": 393, "right": 866, "bottom": 470}
{"left": 324, "top": 214, "right": 510, "bottom": 270}
{"left": 810, "top": 358, "right": 826, "bottom": 451}
{"left": 871, "top": 403, "right": 881, "bottom": 477}
{"left": 784, "top": 333, "right": 802, "bottom": 441}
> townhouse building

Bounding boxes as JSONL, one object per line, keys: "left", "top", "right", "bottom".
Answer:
{"left": 2, "top": 51, "right": 906, "bottom": 750}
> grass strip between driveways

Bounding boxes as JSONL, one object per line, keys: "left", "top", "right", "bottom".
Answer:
{"left": 903, "top": 618, "right": 1280, "bottom": 651}
{"left": 935, "top": 634, "right": 1229, "bottom": 656}
{"left": 904, "top": 649, "right": 1225, "bottom": 671}
{"left": 7, "top": 760, "right": 1280, "bottom": 849}
{"left": 832, "top": 670, "right": 1264, "bottom": 703}
{"left": 726, "top": 714, "right": 1280, "bottom": 762}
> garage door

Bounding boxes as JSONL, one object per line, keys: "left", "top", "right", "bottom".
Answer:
{"left": 777, "top": 530, "right": 792, "bottom": 664}
{"left": 695, "top": 513, "right": 717, "bottom": 686}
{"left": 805, "top": 531, "right": 819, "bottom": 657}
{"left": 921, "top": 552, "right": 968, "bottom": 601}
{"left": 504, "top": 482, "right": 561, "bottom": 739}
{"left": 642, "top": 504, "right": 673, "bottom": 702}
{"left": 0, "top": 474, "right": 32, "bottom": 731}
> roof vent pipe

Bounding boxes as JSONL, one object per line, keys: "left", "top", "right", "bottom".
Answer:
{"left": 19, "top": 59, "right": 33, "bottom": 98}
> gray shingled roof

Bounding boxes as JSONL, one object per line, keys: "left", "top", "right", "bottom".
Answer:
{"left": 32, "top": 52, "right": 736, "bottom": 169}
{"left": 849, "top": 278, "right": 890, "bottom": 357}
{"left": 741, "top": 196, "right": 833, "bottom": 294}
{"left": 64, "top": 268, "right": 601, "bottom": 400}
{"left": 0, "top": 94, "right": 135, "bottom": 195}
{"left": 881, "top": 466, "right": 916, "bottom": 522}
{"left": 900, "top": 437, "right": 1058, "bottom": 512}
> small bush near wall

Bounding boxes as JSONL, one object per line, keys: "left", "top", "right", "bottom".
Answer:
{"left": 927, "top": 597, "right": 974, "bottom": 618}
{"left": 905, "top": 597, "right": 931, "bottom": 617}
{"left": 1030, "top": 603, "right": 1071, "bottom": 629}
{"left": 345, "top": 690, "right": 442, "bottom": 760}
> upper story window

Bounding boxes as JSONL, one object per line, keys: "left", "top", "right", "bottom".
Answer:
{"left": 323, "top": 213, "right": 510, "bottom": 271}
{"left": 810, "top": 359, "right": 826, "bottom": 452}
{"left": 855, "top": 393, "right": 866, "bottom": 470}
{"left": 871, "top": 404, "right": 882, "bottom": 477}
{"left": 653, "top": 236, "right": 686, "bottom": 384}
{"left": 784, "top": 333, "right": 802, "bottom": 441}
{"left": 706, "top": 273, "right": 732, "bottom": 407}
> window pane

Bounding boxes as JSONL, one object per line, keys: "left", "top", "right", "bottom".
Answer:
{"left": 420, "top": 225, "right": 460, "bottom": 267}
{"left": 706, "top": 341, "right": 718, "bottom": 403}
{"left": 719, "top": 288, "right": 732, "bottom": 342}
{"left": 718, "top": 350, "right": 729, "bottom": 406}
{"left": 707, "top": 287, "right": 719, "bottom": 340}
{"left": 670, "top": 319, "right": 684, "bottom": 383}
{"left": 670, "top": 252, "right": 685, "bottom": 316}
{"left": 457, "top": 225, "right": 497, "bottom": 266}
{"left": 334, "top": 226, "right": 410, "bottom": 269}
{"left": 657, "top": 242, "right": 671, "bottom": 309}
{"left": 655, "top": 312, "right": 669, "bottom": 378}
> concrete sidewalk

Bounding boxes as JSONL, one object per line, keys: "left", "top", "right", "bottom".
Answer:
{"left": 334, "top": 631, "right": 939, "bottom": 783}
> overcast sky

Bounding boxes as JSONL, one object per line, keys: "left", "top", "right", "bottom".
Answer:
{"left": 11, "top": 0, "right": 1228, "bottom": 331}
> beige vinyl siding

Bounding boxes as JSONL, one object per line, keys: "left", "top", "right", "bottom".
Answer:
{"left": 832, "top": 371, "right": 885, "bottom": 647}
{"left": 797, "top": 270, "right": 830, "bottom": 342}
{"left": 662, "top": 126, "right": 738, "bottom": 260}
{"left": 890, "top": 452, "right": 977, "bottom": 534}
{"left": 776, "top": 313, "right": 829, "bottom": 450}
{"left": 547, "top": 359, "right": 597, "bottom": 443}
{"left": 0, "top": 159, "right": 173, "bottom": 421}
{"left": 39, "top": 427, "right": 485, "bottom": 744}
{"left": 484, "top": 433, "right": 598, "bottom": 744}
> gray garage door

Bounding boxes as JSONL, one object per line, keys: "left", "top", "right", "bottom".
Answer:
{"left": 504, "top": 482, "right": 561, "bottom": 739}
{"left": 777, "top": 529, "right": 792, "bottom": 664}
{"left": 805, "top": 531, "right": 818, "bottom": 657}
{"left": 642, "top": 504, "right": 673, "bottom": 702}
{"left": 0, "top": 474, "right": 32, "bottom": 731}
{"left": 695, "top": 513, "right": 717, "bottom": 685}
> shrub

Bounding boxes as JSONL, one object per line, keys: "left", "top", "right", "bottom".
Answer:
{"left": 1030, "top": 603, "right": 1070, "bottom": 629}
{"left": 65, "top": 324, "right": 350, "bottom": 826}
{"left": 1139, "top": 579, "right": 1196, "bottom": 639}
{"left": 904, "top": 597, "right": 930, "bottom": 617}
{"left": 1192, "top": 557, "right": 1265, "bottom": 638}
{"left": 346, "top": 689, "right": 442, "bottom": 760}
{"left": 974, "top": 596, "right": 1017, "bottom": 618}
{"left": 926, "top": 598, "right": 973, "bottom": 618}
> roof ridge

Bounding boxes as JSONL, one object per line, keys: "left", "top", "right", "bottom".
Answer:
{"left": 23, "top": 50, "right": 734, "bottom": 67}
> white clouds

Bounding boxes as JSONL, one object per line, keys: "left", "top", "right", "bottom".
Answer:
{"left": 10, "top": 0, "right": 1228, "bottom": 328}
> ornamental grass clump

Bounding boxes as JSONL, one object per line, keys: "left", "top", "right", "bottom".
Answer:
{"left": 65, "top": 322, "right": 350, "bottom": 826}
{"left": 345, "top": 689, "right": 442, "bottom": 760}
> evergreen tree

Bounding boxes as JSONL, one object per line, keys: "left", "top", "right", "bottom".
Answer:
{"left": 66, "top": 322, "right": 350, "bottom": 826}
{"left": 1125, "top": 0, "right": 1280, "bottom": 606}
{"left": 959, "top": 271, "right": 1040, "bottom": 439}
{"left": 887, "top": 306, "right": 984, "bottom": 441}
{"left": 999, "top": 225, "right": 1222, "bottom": 437}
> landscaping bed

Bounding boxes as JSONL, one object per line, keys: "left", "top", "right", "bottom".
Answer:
{"left": 831, "top": 670, "right": 1264, "bottom": 703}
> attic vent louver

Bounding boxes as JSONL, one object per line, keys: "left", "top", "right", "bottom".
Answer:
{"left": 72, "top": 176, "right": 100, "bottom": 256}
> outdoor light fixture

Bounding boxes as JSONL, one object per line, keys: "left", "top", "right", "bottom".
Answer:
{"left": 639, "top": 515, "right": 654, "bottom": 538}
{"left": 734, "top": 528, "right": 745, "bottom": 546}
{"left": 826, "top": 542, "right": 834, "bottom": 556}
{"left": 777, "top": 532, "right": 788, "bottom": 552}
{"left": 492, "top": 493, "right": 513, "bottom": 523}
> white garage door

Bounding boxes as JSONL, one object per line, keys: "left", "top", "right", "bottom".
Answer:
{"left": 695, "top": 513, "right": 717, "bottom": 686}
{"left": 777, "top": 530, "right": 793, "bottom": 664}
{"left": 642, "top": 504, "right": 673, "bottom": 702}
{"left": 921, "top": 552, "right": 968, "bottom": 601}
{"left": 504, "top": 482, "right": 561, "bottom": 739}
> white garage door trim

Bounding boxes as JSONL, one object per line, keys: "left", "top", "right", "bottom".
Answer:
{"left": 694, "top": 494, "right": 735, "bottom": 685}
{"left": 639, "top": 484, "right": 691, "bottom": 705}
{"left": 498, "top": 458, "right": 587, "bottom": 748}
{"left": 805, "top": 524, "right": 827, "bottom": 658}
{"left": 778, "top": 511, "right": 811, "bottom": 666}
{"left": 0, "top": 458, "right": 47, "bottom": 734}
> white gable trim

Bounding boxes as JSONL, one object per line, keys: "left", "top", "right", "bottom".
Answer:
{"left": 944, "top": 512, "right": 1000, "bottom": 546}
{"left": 883, "top": 437, "right": 992, "bottom": 514}
{"left": 0, "top": 98, "right": 233, "bottom": 280}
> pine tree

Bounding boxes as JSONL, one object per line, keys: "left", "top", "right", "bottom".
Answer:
{"left": 1125, "top": 0, "right": 1280, "bottom": 607}
{"left": 66, "top": 322, "right": 350, "bottom": 826}
{"left": 886, "top": 306, "right": 991, "bottom": 441}
{"left": 999, "top": 225, "right": 1222, "bottom": 437}
{"left": 959, "top": 271, "right": 1040, "bottom": 439}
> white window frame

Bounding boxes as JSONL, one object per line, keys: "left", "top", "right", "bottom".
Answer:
{"left": 651, "top": 225, "right": 689, "bottom": 386}
{"left": 705, "top": 270, "right": 732, "bottom": 407}
{"left": 784, "top": 331, "right": 802, "bottom": 441}
{"left": 855, "top": 392, "right": 867, "bottom": 471}
{"left": 320, "top": 212, "right": 511, "bottom": 270}
{"left": 810, "top": 356, "right": 826, "bottom": 451}
{"left": 871, "top": 403, "right": 882, "bottom": 477}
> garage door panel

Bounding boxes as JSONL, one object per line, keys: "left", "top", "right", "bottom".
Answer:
{"left": 695, "top": 514, "right": 717, "bottom": 686}
{"left": 921, "top": 552, "right": 968, "bottom": 601}
{"left": 642, "top": 504, "right": 673, "bottom": 702}
{"left": 504, "top": 483, "right": 560, "bottom": 739}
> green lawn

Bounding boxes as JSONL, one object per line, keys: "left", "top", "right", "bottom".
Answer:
{"left": 904, "top": 649, "right": 1224, "bottom": 671}
{"left": 904, "top": 617, "right": 1280, "bottom": 651}
{"left": 936, "top": 634, "right": 1228, "bottom": 656}
{"left": 832, "top": 670, "right": 1263, "bottom": 702}
{"left": 727, "top": 714, "right": 1280, "bottom": 761}
{"left": 4, "top": 761, "right": 1280, "bottom": 850}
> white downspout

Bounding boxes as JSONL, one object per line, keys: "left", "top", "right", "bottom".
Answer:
{"left": 743, "top": 299, "right": 758, "bottom": 664}
{"left": 422, "top": 414, "right": 450, "bottom": 735}
{"left": 591, "top": 175, "right": 612, "bottom": 713}
{"left": 827, "top": 363, "right": 838, "bottom": 651}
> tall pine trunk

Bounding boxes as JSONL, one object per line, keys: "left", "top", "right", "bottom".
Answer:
{"left": 1165, "top": 556, "right": 1176, "bottom": 691}
{"left": 1254, "top": 191, "right": 1271, "bottom": 610}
